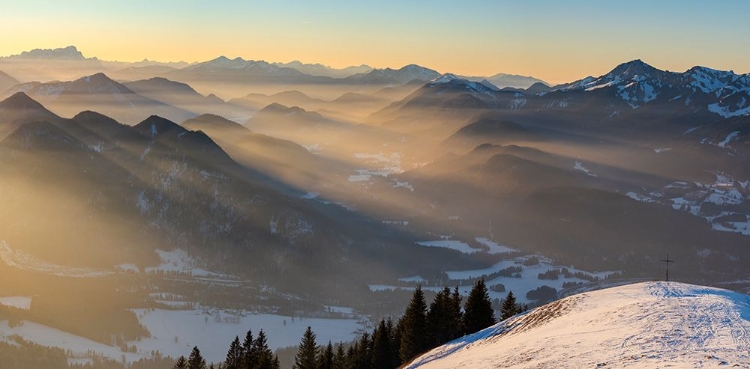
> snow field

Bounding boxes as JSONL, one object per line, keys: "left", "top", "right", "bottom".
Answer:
{"left": 131, "top": 309, "right": 361, "bottom": 363}
{"left": 408, "top": 282, "right": 750, "bottom": 368}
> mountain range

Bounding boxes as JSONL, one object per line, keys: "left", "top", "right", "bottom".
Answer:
{"left": 1, "top": 52, "right": 749, "bottom": 367}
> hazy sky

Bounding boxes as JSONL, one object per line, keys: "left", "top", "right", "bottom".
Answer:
{"left": 1, "top": 0, "right": 748, "bottom": 84}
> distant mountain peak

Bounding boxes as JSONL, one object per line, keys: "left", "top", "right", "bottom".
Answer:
{"left": 432, "top": 73, "right": 460, "bottom": 84}
{"left": 68, "top": 73, "right": 134, "bottom": 94}
{"left": 15, "top": 45, "right": 88, "bottom": 60}
{"left": 1, "top": 120, "right": 79, "bottom": 150}
{"left": 0, "top": 91, "right": 47, "bottom": 110}
{"left": 606, "top": 59, "right": 661, "bottom": 80}
{"left": 479, "top": 79, "right": 500, "bottom": 91}
{"left": 134, "top": 115, "right": 188, "bottom": 138}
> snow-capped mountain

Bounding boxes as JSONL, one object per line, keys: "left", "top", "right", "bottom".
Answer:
{"left": 408, "top": 282, "right": 750, "bottom": 368}
{"left": 560, "top": 59, "right": 750, "bottom": 116}
{"left": 463, "top": 73, "right": 548, "bottom": 89}
{"left": 345, "top": 64, "right": 441, "bottom": 85}
{"left": 271, "top": 60, "right": 373, "bottom": 78}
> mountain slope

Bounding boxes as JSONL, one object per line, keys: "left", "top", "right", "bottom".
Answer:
{"left": 408, "top": 282, "right": 750, "bottom": 368}
{"left": 462, "top": 73, "right": 548, "bottom": 89}
{"left": 0, "top": 92, "right": 63, "bottom": 139}
{"left": 344, "top": 64, "right": 440, "bottom": 85}
{"left": 0, "top": 70, "right": 20, "bottom": 92}
{"left": 3, "top": 73, "right": 196, "bottom": 124}
{"left": 123, "top": 77, "right": 253, "bottom": 122}
{"left": 271, "top": 61, "right": 372, "bottom": 78}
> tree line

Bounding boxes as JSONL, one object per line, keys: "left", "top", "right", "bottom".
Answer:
{"left": 174, "top": 279, "right": 524, "bottom": 369}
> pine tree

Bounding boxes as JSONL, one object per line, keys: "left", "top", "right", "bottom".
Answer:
{"left": 173, "top": 356, "right": 188, "bottom": 369}
{"left": 332, "top": 344, "right": 346, "bottom": 369}
{"left": 426, "top": 286, "right": 464, "bottom": 347}
{"left": 353, "top": 332, "right": 372, "bottom": 369}
{"left": 372, "top": 319, "right": 394, "bottom": 369}
{"left": 317, "top": 341, "right": 334, "bottom": 369}
{"left": 399, "top": 285, "right": 429, "bottom": 363}
{"left": 225, "top": 336, "right": 244, "bottom": 369}
{"left": 242, "top": 330, "right": 257, "bottom": 369}
{"left": 293, "top": 326, "right": 318, "bottom": 369}
{"left": 501, "top": 290, "right": 519, "bottom": 320}
{"left": 388, "top": 318, "right": 401, "bottom": 368}
{"left": 188, "top": 346, "right": 207, "bottom": 369}
{"left": 344, "top": 344, "right": 357, "bottom": 369}
{"left": 253, "top": 330, "right": 275, "bottom": 369}
{"left": 463, "top": 279, "right": 496, "bottom": 335}
{"left": 450, "top": 286, "right": 464, "bottom": 337}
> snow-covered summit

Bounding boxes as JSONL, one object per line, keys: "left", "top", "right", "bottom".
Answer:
{"left": 428, "top": 74, "right": 499, "bottom": 98}
{"left": 408, "top": 281, "right": 750, "bottom": 368}
{"left": 431, "top": 73, "right": 461, "bottom": 84}
{"left": 559, "top": 60, "right": 750, "bottom": 115}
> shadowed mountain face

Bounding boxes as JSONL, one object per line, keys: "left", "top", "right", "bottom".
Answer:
{"left": 341, "top": 60, "right": 750, "bottom": 281}
{"left": 0, "top": 94, "right": 477, "bottom": 301}
{"left": 0, "top": 92, "right": 64, "bottom": 139}
{"left": 123, "top": 77, "right": 254, "bottom": 122}
{"left": 0, "top": 69, "right": 20, "bottom": 93}
{"left": 2, "top": 73, "right": 196, "bottom": 124}
{"left": 0, "top": 58, "right": 749, "bottom": 318}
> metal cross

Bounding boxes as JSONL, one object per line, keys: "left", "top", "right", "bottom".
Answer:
{"left": 661, "top": 254, "right": 675, "bottom": 281}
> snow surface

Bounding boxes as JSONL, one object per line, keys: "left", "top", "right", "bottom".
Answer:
{"left": 348, "top": 152, "right": 404, "bottom": 184}
{"left": 300, "top": 192, "right": 319, "bottom": 199}
{"left": 415, "top": 240, "right": 481, "bottom": 254}
{"left": 144, "top": 249, "right": 224, "bottom": 277}
{"left": 0, "top": 240, "right": 113, "bottom": 277}
{"left": 399, "top": 276, "right": 427, "bottom": 283}
{"left": 474, "top": 237, "right": 516, "bottom": 254}
{"left": 0, "top": 320, "right": 141, "bottom": 362}
{"left": 0, "top": 296, "right": 32, "bottom": 310}
{"left": 718, "top": 131, "right": 740, "bottom": 148}
{"left": 573, "top": 161, "right": 597, "bottom": 177}
{"left": 373, "top": 254, "right": 615, "bottom": 304}
{"left": 1, "top": 309, "right": 361, "bottom": 365}
{"left": 131, "top": 309, "right": 360, "bottom": 363}
{"left": 407, "top": 282, "right": 750, "bottom": 368}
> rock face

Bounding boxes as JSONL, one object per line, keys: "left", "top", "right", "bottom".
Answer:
{"left": 407, "top": 281, "right": 750, "bottom": 368}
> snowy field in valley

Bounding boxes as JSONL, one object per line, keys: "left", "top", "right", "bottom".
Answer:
{"left": 143, "top": 248, "right": 227, "bottom": 277}
{"left": 0, "top": 240, "right": 112, "bottom": 277}
{"left": 407, "top": 282, "right": 750, "bottom": 368}
{"left": 0, "top": 296, "right": 32, "bottom": 310}
{"left": 130, "top": 309, "right": 362, "bottom": 363}
{"left": 0, "top": 309, "right": 362, "bottom": 364}
{"left": 371, "top": 254, "right": 616, "bottom": 304}
{"left": 0, "top": 320, "right": 142, "bottom": 362}
{"left": 415, "top": 240, "right": 481, "bottom": 254}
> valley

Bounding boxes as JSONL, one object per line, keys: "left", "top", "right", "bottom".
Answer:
{"left": 0, "top": 42, "right": 748, "bottom": 368}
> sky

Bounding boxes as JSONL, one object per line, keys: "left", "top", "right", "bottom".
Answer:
{"left": 0, "top": 0, "right": 748, "bottom": 84}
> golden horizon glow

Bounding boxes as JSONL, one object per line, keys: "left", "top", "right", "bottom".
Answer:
{"left": 1, "top": 1, "right": 749, "bottom": 85}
